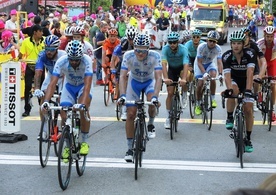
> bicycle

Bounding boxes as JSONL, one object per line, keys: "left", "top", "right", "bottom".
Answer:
{"left": 39, "top": 94, "right": 61, "bottom": 168}
{"left": 103, "top": 65, "right": 119, "bottom": 106}
{"left": 197, "top": 77, "right": 220, "bottom": 130}
{"left": 222, "top": 92, "right": 250, "bottom": 168}
{"left": 188, "top": 78, "right": 197, "bottom": 119}
{"left": 123, "top": 96, "right": 158, "bottom": 180}
{"left": 168, "top": 81, "right": 183, "bottom": 140}
{"left": 255, "top": 76, "right": 276, "bottom": 131}
{"left": 47, "top": 104, "right": 90, "bottom": 190}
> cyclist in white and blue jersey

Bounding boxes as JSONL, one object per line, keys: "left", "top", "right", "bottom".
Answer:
{"left": 162, "top": 31, "right": 189, "bottom": 129}
{"left": 118, "top": 33, "right": 162, "bottom": 162}
{"left": 194, "top": 30, "right": 223, "bottom": 115}
{"left": 41, "top": 40, "right": 93, "bottom": 156}
{"left": 111, "top": 26, "right": 138, "bottom": 120}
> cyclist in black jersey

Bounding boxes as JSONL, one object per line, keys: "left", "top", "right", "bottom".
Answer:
{"left": 241, "top": 27, "right": 267, "bottom": 111}
{"left": 222, "top": 30, "right": 257, "bottom": 153}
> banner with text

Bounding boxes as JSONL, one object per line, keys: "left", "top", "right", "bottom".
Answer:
{"left": 1, "top": 62, "right": 21, "bottom": 133}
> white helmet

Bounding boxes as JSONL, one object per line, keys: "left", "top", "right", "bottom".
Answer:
{"left": 66, "top": 40, "right": 84, "bottom": 59}
{"left": 64, "top": 26, "right": 75, "bottom": 36}
{"left": 264, "top": 26, "right": 275, "bottom": 35}
{"left": 125, "top": 26, "right": 138, "bottom": 40}
{"left": 133, "top": 33, "right": 151, "bottom": 47}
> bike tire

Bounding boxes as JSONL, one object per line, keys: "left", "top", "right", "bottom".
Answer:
{"left": 76, "top": 152, "right": 87, "bottom": 176}
{"left": 58, "top": 126, "right": 72, "bottom": 190}
{"left": 170, "top": 96, "right": 177, "bottom": 140}
{"left": 103, "top": 78, "right": 110, "bottom": 106}
{"left": 39, "top": 115, "right": 52, "bottom": 168}
{"left": 139, "top": 119, "right": 146, "bottom": 168}
{"left": 207, "top": 91, "right": 213, "bottom": 130}
{"left": 261, "top": 90, "right": 267, "bottom": 125}
{"left": 53, "top": 110, "right": 60, "bottom": 157}
{"left": 237, "top": 113, "right": 244, "bottom": 168}
{"left": 116, "top": 103, "right": 122, "bottom": 121}
{"left": 188, "top": 81, "right": 196, "bottom": 119}
{"left": 267, "top": 91, "right": 273, "bottom": 131}
{"left": 134, "top": 119, "right": 141, "bottom": 180}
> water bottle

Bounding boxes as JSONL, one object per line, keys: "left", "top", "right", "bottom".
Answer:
{"left": 73, "top": 118, "right": 80, "bottom": 139}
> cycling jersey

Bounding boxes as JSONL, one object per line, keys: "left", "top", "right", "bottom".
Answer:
{"left": 121, "top": 50, "right": 162, "bottom": 83}
{"left": 184, "top": 40, "right": 204, "bottom": 58}
{"left": 161, "top": 44, "right": 189, "bottom": 68}
{"left": 36, "top": 50, "right": 67, "bottom": 73}
{"left": 196, "top": 42, "right": 222, "bottom": 66}
{"left": 52, "top": 54, "right": 93, "bottom": 86}
{"left": 113, "top": 38, "right": 133, "bottom": 59}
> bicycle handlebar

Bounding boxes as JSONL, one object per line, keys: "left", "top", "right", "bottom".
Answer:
{"left": 48, "top": 105, "right": 91, "bottom": 121}
{"left": 124, "top": 100, "right": 160, "bottom": 115}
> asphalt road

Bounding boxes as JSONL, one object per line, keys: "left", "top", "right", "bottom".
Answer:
{"left": 1, "top": 27, "right": 276, "bottom": 194}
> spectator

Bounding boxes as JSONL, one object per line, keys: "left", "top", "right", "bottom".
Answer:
{"left": 156, "top": 12, "right": 170, "bottom": 49}
{"left": 116, "top": 15, "right": 127, "bottom": 38}
{"left": 41, "top": 20, "right": 51, "bottom": 36}
{"left": 28, "top": 12, "right": 36, "bottom": 25}
{"left": 5, "top": 9, "right": 18, "bottom": 41}
{"left": 51, "top": 22, "right": 62, "bottom": 38}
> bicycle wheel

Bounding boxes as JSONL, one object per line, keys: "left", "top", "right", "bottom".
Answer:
{"left": 261, "top": 90, "right": 267, "bottom": 125}
{"left": 58, "top": 126, "right": 72, "bottom": 190}
{"left": 170, "top": 96, "right": 177, "bottom": 140}
{"left": 237, "top": 113, "right": 245, "bottom": 168}
{"left": 39, "top": 115, "right": 52, "bottom": 168}
{"left": 134, "top": 119, "right": 141, "bottom": 180}
{"left": 76, "top": 141, "right": 87, "bottom": 176}
{"left": 207, "top": 91, "right": 213, "bottom": 131}
{"left": 103, "top": 78, "right": 110, "bottom": 106}
{"left": 53, "top": 110, "right": 60, "bottom": 157}
{"left": 202, "top": 93, "right": 209, "bottom": 125}
{"left": 116, "top": 103, "right": 122, "bottom": 121}
{"left": 267, "top": 90, "right": 273, "bottom": 131}
{"left": 188, "top": 81, "right": 196, "bottom": 119}
{"left": 139, "top": 119, "right": 146, "bottom": 168}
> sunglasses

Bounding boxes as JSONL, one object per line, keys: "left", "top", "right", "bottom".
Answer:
{"left": 69, "top": 58, "right": 81, "bottom": 62}
{"left": 134, "top": 48, "right": 149, "bottom": 54}
{"left": 208, "top": 40, "right": 217, "bottom": 43}
{"left": 168, "top": 41, "right": 178, "bottom": 45}
{"left": 45, "top": 47, "right": 57, "bottom": 52}
{"left": 193, "top": 36, "right": 200, "bottom": 39}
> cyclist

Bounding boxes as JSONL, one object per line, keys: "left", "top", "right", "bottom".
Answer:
{"left": 41, "top": 40, "right": 93, "bottom": 156}
{"left": 59, "top": 25, "right": 75, "bottom": 50}
{"left": 162, "top": 31, "right": 189, "bottom": 129}
{"left": 68, "top": 26, "right": 94, "bottom": 61}
{"left": 241, "top": 27, "right": 267, "bottom": 111}
{"left": 257, "top": 26, "right": 276, "bottom": 121}
{"left": 184, "top": 29, "right": 204, "bottom": 107}
{"left": 248, "top": 20, "right": 258, "bottom": 41}
{"left": 179, "top": 30, "right": 191, "bottom": 44}
{"left": 194, "top": 30, "right": 223, "bottom": 115}
{"left": 102, "top": 28, "right": 120, "bottom": 77}
{"left": 118, "top": 33, "right": 162, "bottom": 162}
{"left": 111, "top": 26, "right": 138, "bottom": 120}
{"left": 222, "top": 30, "right": 256, "bottom": 153}
{"left": 34, "top": 35, "right": 67, "bottom": 138}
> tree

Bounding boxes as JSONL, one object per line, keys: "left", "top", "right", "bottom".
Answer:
{"left": 90, "top": 0, "right": 112, "bottom": 13}
{"left": 273, "top": 0, "right": 276, "bottom": 14}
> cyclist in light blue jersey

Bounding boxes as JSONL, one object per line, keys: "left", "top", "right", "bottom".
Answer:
{"left": 162, "top": 31, "right": 189, "bottom": 129}
{"left": 118, "top": 33, "right": 162, "bottom": 162}
{"left": 194, "top": 30, "right": 223, "bottom": 115}
{"left": 41, "top": 40, "right": 93, "bottom": 156}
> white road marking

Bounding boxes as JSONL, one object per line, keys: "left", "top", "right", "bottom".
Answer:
{"left": 0, "top": 154, "right": 276, "bottom": 173}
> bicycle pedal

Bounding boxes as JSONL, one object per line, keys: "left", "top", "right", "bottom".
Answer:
{"left": 229, "top": 133, "right": 234, "bottom": 139}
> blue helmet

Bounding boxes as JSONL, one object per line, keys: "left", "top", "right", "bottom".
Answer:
{"left": 192, "top": 29, "right": 202, "bottom": 36}
{"left": 44, "top": 35, "right": 60, "bottom": 49}
{"left": 167, "top": 32, "right": 180, "bottom": 41}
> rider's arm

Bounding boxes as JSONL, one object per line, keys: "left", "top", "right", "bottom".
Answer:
{"left": 34, "top": 53, "right": 45, "bottom": 90}
{"left": 217, "top": 58, "right": 223, "bottom": 75}
{"left": 162, "top": 60, "right": 169, "bottom": 79}
{"left": 154, "top": 69, "right": 163, "bottom": 97}
{"left": 197, "top": 57, "right": 206, "bottom": 74}
{"left": 80, "top": 75, "right": 93, "bottom": 107}
{"left": 119, "top": 69, "right": 128, "bottom": 95}
{"left": 181, "top": 46, "right": 190, "bottom": 82}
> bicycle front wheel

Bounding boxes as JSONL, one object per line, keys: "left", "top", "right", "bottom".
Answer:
{"left": 170, "top": 95, "right": 177, "bottom": 140}
{"left": 267, "top": 90, "right": 273, "bottom": 131}
{"left": 103, "top": 78, "right": 110, "bottom": 106}
{"left": 134, "top": 119, "right": 141, "bottom": 180}
{"left": 39, "top": 115, "right": 52, "bottom": 168}
{"left": 116, "top": 103, "right": 122, "bottom": 121}
{"left": 76, "top": 152, "right": 87, "bottom": 176}
{"left": 207, "top": 91, "right": 213, "bottom": 130}
{"left": 237, "top": 113, "right": 245, "bottom": 168}
{"left": 58, "top": 126, "right": 72, "bottom": 190}
{"left": 188, "top": 81, "right": 196, "bottom": 119}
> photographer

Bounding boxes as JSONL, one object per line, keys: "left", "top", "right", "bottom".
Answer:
{"left": 141, "top": 11, "right": 156, "bottom": 44}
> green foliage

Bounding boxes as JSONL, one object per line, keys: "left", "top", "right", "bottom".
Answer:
{"left": 273, "top": 0, "right": 276, "bottom": 14}
{"left": 90, "top": 0, "right": 112, "bottom": 13}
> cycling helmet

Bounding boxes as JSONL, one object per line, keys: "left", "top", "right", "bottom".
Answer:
{"left": 125, "top": 26, "right": 138, "bottom": 40}
{"left": 66, "top": 40, "right": 84, "bottom": 59}
{"left": 133, "top": 33, "right": 151, "bottom": 47}
{"left": 264, "top": 26, "right": 275, "bottom": 35}
{"left": 240, "top": 27, "right": 252, "bottom": 37}
{"left": 64, "top": 26, "right": 75, "bottom": 36}
{"left": 72, "top": 26, "right": 85, "bottom": 36}
{"left": 182, "top": 30, "right": 191, "bottom": 39}
{"left": 207, "top": 30, "right": 220, "bottom": 41}
{"left": 192, "top": 29, "right": 202, "bottom": 36}
{"left": 167, "top": 32, "right": 180, "bottom": 42}
{"left": 108, "top": 28, "right": 118, "bottom": 36}
{"left": 229, "top": 30, "right": 246, "bottom": 42}
{"left": 44, "top": 35, "right": 61, "bottom": 49}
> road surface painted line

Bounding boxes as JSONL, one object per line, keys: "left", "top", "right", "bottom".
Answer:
{"left": 21, "top": 116, "right": 276, "bottom": 126}
{"left": 0, "top": 154, "right": 276, "bottom": 173}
